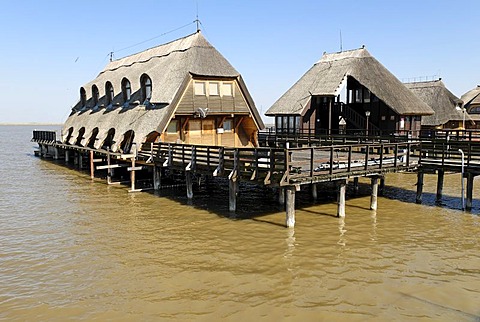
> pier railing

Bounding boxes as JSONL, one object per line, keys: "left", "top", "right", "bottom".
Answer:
{"left": 32, "top": 130, "right": 57, "bottom": 143}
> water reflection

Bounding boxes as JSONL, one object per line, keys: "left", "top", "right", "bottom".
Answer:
{"left": 338, "top": 217, "right": 347, "bottom": 246}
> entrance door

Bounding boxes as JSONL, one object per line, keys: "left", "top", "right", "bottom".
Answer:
{"left": 201, "top": 119, "right": 215, "bottom": 145}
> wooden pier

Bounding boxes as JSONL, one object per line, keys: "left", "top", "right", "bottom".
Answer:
{"left": 32, "top": 129, "right": 480, "bottom": 227}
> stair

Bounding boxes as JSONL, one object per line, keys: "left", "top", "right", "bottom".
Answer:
{"left": 339, "top": 104, "right": 380, "bottom": 133}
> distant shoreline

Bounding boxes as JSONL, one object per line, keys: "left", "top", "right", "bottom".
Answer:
{"left": 0, "top": 123, "right": 63, "bottom": 126}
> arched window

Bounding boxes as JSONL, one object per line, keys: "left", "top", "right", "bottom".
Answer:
{"left": 102, "top": 128, "right": 116, "bottom": 150}
{"left": 87, "top": 127, "right": 99, "bottom": 148}
{"left": 121, "top": 78, "right": 131, "bottom": 103}
{"left": 119, "top": 130, "right": 135, "bottom": 153}
{"left": 105, "top": 81, "right": 114, "bottom": 105}
{"left": 140, "top": 74, "right": 152, "bottom": 103}
{"left": 92, "top": 85, "right": 99, "bottom": 106}
{"left": 75, "top": 127, "right": 86, "bottom": 146}
{"left": 80, "top": 87, "right": 87, "bottom": 107}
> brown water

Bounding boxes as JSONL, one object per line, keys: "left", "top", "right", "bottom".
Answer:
{"left": 1, "top": 125, "right": 480, "bottom": 321}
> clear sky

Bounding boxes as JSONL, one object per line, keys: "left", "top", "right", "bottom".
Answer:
{"left": 0, "top": 0, "right": 478, "bottom": 124}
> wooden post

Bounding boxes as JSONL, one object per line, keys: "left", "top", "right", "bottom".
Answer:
{"left": 39, "top": 144, "right": 44, "bottom": 157}
{"left": 337, "top": 179, "right": 347, "bottom": 217}
{"left": 73, "top": 151, "right": 78, "bottom": 166}
{"left": 353, "top": 176, "right": 359, "bottom": 194}
{"left": 54, "top": 147, "right": 59, "bottom": 160}
{"left": 229, "top": 178, "right": 238, "bottom": 212}
{"left": 107, "top": 150, "right": 112, "bottom": 185}
{"left": 370, "top": 177, "right": 379, "bottom": 210}
{"left": 278, "top": 187, "right": 285, "bottom": 206}
{"left": 130, "top": 158, "right": 136, "bottom": 191}
{"left": 436, "top": 169, "right": 444, "bottom": 201}
{"left": 285, "top": 186, "right": 296, "bottom": 228}
{"left": 466, "top": 173, "right": 474, "bottom": 211}
{"left": 186, "top": 171, "right": 193, "bottom": 199}
{"left": 416, "top": 171, "right": 424, "bottom": 204}
{"left": 153, "top": 166, "right": 162, "bottom": 191}
{"left": 65, "top": 150, "right": 70, "bottom": 163}
{"left": 311, "top": 183, "right": 318, "bottom": 201}
{"left": 379, "top": 177, "right": 385, "bottom": 196}
{"left": 89, "top": 151, "right": 94, "bottom": 179}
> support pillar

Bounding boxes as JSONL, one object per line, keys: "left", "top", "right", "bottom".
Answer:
{"left": 285, "top": 186, "right": 296, "bottom": 228}
{"left": 311, "top": 183, "right": 318, "bottom": 201}
{"left": 379, "top": 177, "right": 385, "bottom": 196}
{"left": 278, "top": 187, "right": 285, "bottom": 206}
{"left": 186, "top": 172, "right": 194, "bottom": 199}
{"left": 229, "top": 178, "right": 238, "bottom": 212}
{"left": 73, "top": 151, "right": 78, "bottom": 166}
{"left": 153, "top": 166, "right": 162, "bottom": 191}
{"left": 78, "top": 153, "right": 83, "bottom": 169}
{"left": 89, "top": 151, "right": 95, "bottom": 179}
{"left": 416, "top": 172, "right": 424, "bottom": 204}
{"left": 337, "top": 179, "right": 347, "bottom": 217}
{"left": 466, "top": 173, "right": 474, "bottom": 211}
{"left": 65, "top": 150, "right": 70, "bottom": 163}
{"left": 39, "top": 144, "right": 45, "bottom": 158}
{"left": 370, "top": 177, "right": 379, "bottom": 210}
{"left": 54, "top": 147, "right": 59, "bottom": 160}
{"left": 130, "top": 158, "right": 136, "bottom": 191}
{"left": 436, "top": 170, "right": 444, "bottom": 201}
{"left": 353, "top": 177, "right": 359, "bottom": 194}
{"left": 107, "top": 151, "right": 112, "bottom": 185}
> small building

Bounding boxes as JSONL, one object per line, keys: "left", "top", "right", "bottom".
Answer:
{"left": 461, "top": 85, "right": 480, "bottom": 127}
{"left": 265, "top": 47, "right": 434, "bottom": 137}
{"left": 405, "top": 79, "right": 474, "bottom": 130}
{"left": 63, "top": 31, "right": 264, "bottom": 154}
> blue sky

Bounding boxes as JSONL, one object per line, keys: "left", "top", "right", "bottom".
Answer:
{"left": 0, "top": 0, "right": 478, "bottom": 124}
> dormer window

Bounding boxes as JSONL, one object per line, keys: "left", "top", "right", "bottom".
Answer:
{"left": 122, "top": 78, "right": 131, "bottom": 103}
{"left": 105, "top": 81, "right": 114, "bottom": 105}
{"left": 92, "top": 85, "right": 99, "bottom": 106}
{"left": 140, "top": 74, "right": 152, "bottom": 103}
{"left": 80, "top": 87, "right": 86, "bottom": 107}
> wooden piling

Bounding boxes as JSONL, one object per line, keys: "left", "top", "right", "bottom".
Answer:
{"left": 130, "top": 158, "right": 136, "bottom": 191}
{"left": 229, "top": 178, "right": 238, "bottom": 212}
{"left": 285, "top": 186, "right": 296, "bottom": 227}
{"left": 89, "top": 151, "right": 95, "bottom": 179}
{"left": 337, "top": 179, "right": 347, "bottom": 217}
{"left": 416, "top": 171, "right": 424, "bottom": 204}
{"left": 65, "top": 150, "right": 70, "bottom": 163}
{"left": 54, "top": 147, "right": 59, "bottom": 160}
{"left": 353, "top": 177, "right": 359, "bottom": 194}
{"left": 436, "top": 170, "right": 444, "bottom": 201}
{"left": 370, "top": 177, "right": 379, "bottom": 210}
{"left": 311, "top": 183, "right": 318, "bottom": 201}
{"left": 379, "top": 177, "right": 385, "bottom": 196}
{"left": 153, "top": 166, "right": 162, "bottom": 191}
{"left": 186, "top": 171, "right": 193, "bottom": 199}
{"left": 107, "top": 150, "right": 112, "bottom": 185}
{"left": 278, "top": 187, "right": 285, "bottom": 206}
{"left": 466, "top": 173, "right": 474, "bottom": 211}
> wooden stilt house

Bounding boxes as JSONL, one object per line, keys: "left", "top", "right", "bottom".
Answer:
{"left": 461, "top": 85, "right": 480, "bottom": 128}
{"left": 265, "top": 47, "right": 434, "bottom": 138}
{"left": 63, "top": 31, "right": 264, "bottom": 154}
{"left": 405, "top": 79, "right": 473, "bottom": 130}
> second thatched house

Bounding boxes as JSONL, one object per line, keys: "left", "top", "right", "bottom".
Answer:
{"left": 404, "top": 79, "right": 473, "bottom": 130}
{"left": 62, "top": 31, "right": 264, "bottom": 154}
{"left": 265, "top": 47, "right": 434, "bottom": 137}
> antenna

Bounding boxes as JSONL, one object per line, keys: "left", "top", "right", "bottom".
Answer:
{"left": 109, "top": 51, "right": 114, "bottom": 62}
{"left": 339, "top": 30, "right": 343, "bottom": 52}
{"left": 195, "top": 0, "right": 200, "bottom": 32}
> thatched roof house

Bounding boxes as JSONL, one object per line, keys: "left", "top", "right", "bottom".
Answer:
{"left": 405, "top": 80, "right": 473, "bottom": 129}
{"left": 266, "top": 47, "right": 434, "bottom": 137}
{"left": 63, "top": 31, "right": 264, "bottom": 153}
{"left": 461, "top": 85, "right": 480, "bottom": 122}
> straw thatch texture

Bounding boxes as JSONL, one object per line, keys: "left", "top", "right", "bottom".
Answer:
{"left": 405, "top": 80, "right": 471, "bottom": 127}
{"left": 63, "top": 32, "right": 263, "bottom": 152}
{"left": 266, "top": 48, "right": 434, "bottom": 116}
{"left": 461, "top": 85, "right": 480, "bottom": 108}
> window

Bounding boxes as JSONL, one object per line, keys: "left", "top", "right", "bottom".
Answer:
{"left": 140, "top": 74, "right": 152, "bottom": 103}
{"left": 80, "top": 87, "right": 86, "bottom": 107}
{"left": 105, "top": 81, "right": 114, "bottom": 105}
{"left": 121, "top": 78, "right": 132, "bottom": 102}
{"left": 166, "top": 120, "right": 178, "bottom": 133}
{"left": 364, "top": 89, "right": 371, "bottom": 103}
{"left": 92, "top": 85, "right": 99, "bottom": 106}
{"left": 355, "top": 88, "right": 363, "bottom": 103}
{"left": 223, "top": 119, "right": 233, "bottom": 131}
{"left": 209, "top": 82, "right": 219, "bottom": 96}
{"left": 194, "top": 82, "right": 206, "bottom": 95}
{"left": 222, "top": 83, "right": 233, "bottom": 96}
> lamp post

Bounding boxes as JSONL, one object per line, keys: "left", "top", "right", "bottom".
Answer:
{"left": 365, "top": 111, "right": 371, "bottom": 137}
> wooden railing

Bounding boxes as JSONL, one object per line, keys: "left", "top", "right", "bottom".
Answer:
{"left": 32, "top": 130, "right": 57, "bottom": 143}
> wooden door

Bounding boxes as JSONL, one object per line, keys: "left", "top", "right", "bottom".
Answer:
{"left": 201, "top": 119, "right": 215, "bottom": 145}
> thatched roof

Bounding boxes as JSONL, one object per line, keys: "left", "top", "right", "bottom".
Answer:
{"left": 63, "top": 31, "right": 264, "bottom": 152}
{"left": 266, "top": 47, "right": 434, "bottom": 116}
{"left": 461, "top": 85, "right": 480, "bottom": 108}
{"left": 404, "top": 80, "right": 472, "bottom": 126}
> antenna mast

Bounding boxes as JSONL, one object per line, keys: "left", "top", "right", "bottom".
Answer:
{"left": 195, "top": 1, "right": 200, "bottom": 32}
{"left": 339, "top": 30, "right": 343, "bottom": 52}
{"left": 109, "top": 51, "right": 114, "bottom": 62}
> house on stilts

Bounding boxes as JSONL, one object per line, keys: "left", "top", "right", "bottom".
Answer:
{"left": 265, "top": 47, "right": 434, "bottom": 138}
{"left": 63, "top": 31, "right": 264, "bottom": 154}
{"left": 404, "top": 79, "right": 474, "bottom": 130}
{"left": 461, "top": 85, "right": 480, "bottom": 128}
